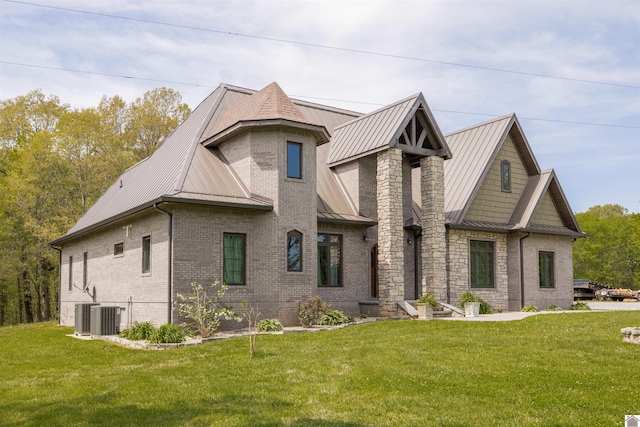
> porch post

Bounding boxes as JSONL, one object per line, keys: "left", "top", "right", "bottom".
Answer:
{"left": 376, "top": 147, "right": 405, "bottom": 316}
{"left": 420, "top": 156, "right": 447, "bottom": 301}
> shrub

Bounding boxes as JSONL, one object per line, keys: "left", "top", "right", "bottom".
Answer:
{"left": 545, "top": 304, "right": 562, "bottom": 311}
{"left": 175, "top": 281, "right": 240, "bottom": 338}
{"left": 148, "top": 323, "right": 186, "bottom": 344}
{"left": 319, "top": 309, "right": 353, "bottom": 326}
{"left": 459, "top": 291, "right": 494, "bottom": 314}
{"left": 119, "top": 321, "right": 156, "bottom": 341}
{"left": 295, "top": 296, "right": 330, "bottom": 327}
{"left": 521, "top": 305, "right": 538, "bottom": 312}
{"left": 568, "top": 301, "right": 591, "bottom": 311}
{"left": 415, "top": 293, "right": 439, "bottom": 308}
{"left": 257, "top": 319, "right": 283, "bottom": 332}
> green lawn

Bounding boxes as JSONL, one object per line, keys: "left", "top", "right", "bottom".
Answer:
{"left": 1, "top": 312, "right": 639, "bottom": 426}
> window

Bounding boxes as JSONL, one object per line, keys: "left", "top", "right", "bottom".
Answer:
{"left": 317, "top": 234, "right": 342, "bottom": 287}
{"left": 83, "top": 252, "right": 88, "bottom": 290}
{"left": 142, "top": 236, "right": 151, "bottom": 273}
{"left": 501, "top": 160, "right": 511, "bottom": 192}
{"left": 287, "top": 142, "right": 302, "bottom": 179}
{"left": 539, "top": 251, "right": 555, "bottom": 288}
{"left": 68, "top": 256, "right": 73, "bottom": 291}
{"left": 470, "top": 240, "right": 494, "bottom": 288}
{"left": 287, "top": 231, "right": 302, "bottom": 271}
{"left": 114, "top": 242, "right": 124, "bottom": 256}
{"left": 224, "top": 233, "right": 245, "bottom": 285}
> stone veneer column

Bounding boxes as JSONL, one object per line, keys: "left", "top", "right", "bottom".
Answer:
{"left": 420, "top": 156, "right": 447, "bottom": 301}
{"left": 377, "top": 148, "right": 405, "bottom": 316}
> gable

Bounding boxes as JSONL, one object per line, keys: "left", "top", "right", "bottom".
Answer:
{"left": 531, "top": 191, "right": 564, "bottom": 227}
{"left": 327, "top": 93, "right": 451, "bottom": 167}
{"left": 463, "top": 134, "right": 528, "bottom": 223}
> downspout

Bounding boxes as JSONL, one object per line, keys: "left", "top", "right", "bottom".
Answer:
{"left": 51, "top": 245, "right": 62, "bottom": 325}
{"left": 413, "top": 231, "right": 422, "bottom": 299}
{"left": 445, "top": 226, "right": 450, "bottom": 304}
{"left": 519, "top": 232, "right": 531, "bottom": 309}
{"left": 154, "top": 203, "right": 173, "bottom": 324}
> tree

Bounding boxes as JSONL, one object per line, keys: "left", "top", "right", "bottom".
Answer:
{"left": 124, "top": 88, "right": 190, "bottom": 160}
{"left": 573, "top": 204, "right": 640, "bottom": 289}
{"left": 0, "top": 88, "right": 190, "bottom": 326}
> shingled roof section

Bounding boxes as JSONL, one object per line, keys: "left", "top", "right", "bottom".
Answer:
{"left": 214, "top": 82, "right": 314, "bottom": 134}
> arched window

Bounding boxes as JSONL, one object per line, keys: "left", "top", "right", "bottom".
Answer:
{"left": 287, "top": 231, "right": 302, "bottom": 271}
{"left": 501, "top": 160, "right": 511, "bottom": 192}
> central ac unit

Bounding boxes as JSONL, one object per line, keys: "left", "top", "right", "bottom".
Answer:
{"left": 74, "top": 303, "right": 99, "bottom": 335}
{"left": 90, "top": 306, "right": 121, "bottom": 336}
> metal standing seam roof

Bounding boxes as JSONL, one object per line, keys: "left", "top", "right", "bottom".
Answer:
{"left": 60, "top": 86, "right": 229, "bottom": 239}
{"left": 54, "top": 83, "right": 367, "bottom": 244}
{"left": 441, "top": 113, "right": 543, "bottom": 225}
{"left": 327, "top": 93, "right": 451, "bottom": 167}
{"left": 509, "top": 169, "right": 582, "bottom": 233}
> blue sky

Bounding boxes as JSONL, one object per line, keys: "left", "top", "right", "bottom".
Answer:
{"left": 1, "top": 0, "right": 639, "bottom": 213}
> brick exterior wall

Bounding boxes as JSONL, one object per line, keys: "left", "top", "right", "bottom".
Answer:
{"left": 59, "top": 211, "right": 170, "bottom": 330}
{"left": 316, "top": 222, "right": 371, "bottom": 316}
{"left": 520, "top": 233, "right": 574, "bottom": 309}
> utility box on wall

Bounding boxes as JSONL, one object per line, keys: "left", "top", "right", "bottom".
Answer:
{"left": 90, "top": 306, "right": 121, "bottom": 336}
{"left": 74, "top": 303, "right": 99, "bottom": 335}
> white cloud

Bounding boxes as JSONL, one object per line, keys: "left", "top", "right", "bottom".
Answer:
{"left": 1, "top": 0, "right": 639, "bottom": 211}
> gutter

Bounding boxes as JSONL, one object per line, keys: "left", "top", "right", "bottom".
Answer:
{"left": 49, "top": 195, "right": 272, "bottom": 246}
{"left": 519, "top": 232, "right": 531, "bottom": 309}
{"left": 153, "top": 203, "right": 173, "bottom": 324}
{"left": 51, "top": 245, "right": 62, "bottom": 325}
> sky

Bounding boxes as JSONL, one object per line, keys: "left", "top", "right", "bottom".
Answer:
{"left": 1, "top": 0, "right": 639, "bottom": 214}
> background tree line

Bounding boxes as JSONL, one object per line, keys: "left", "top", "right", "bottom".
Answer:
{"left": 573, "top": 204, "right": 639, "bottom": 289}
{"left": 0, "top": 88, "right": 637, "bottom": 326}
{"left": 0, "top": 88, "right": 190, "bottom": 326}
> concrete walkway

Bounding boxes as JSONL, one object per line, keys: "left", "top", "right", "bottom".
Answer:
{"left": 439, "top": 301, "right": 640, "bottom": 322}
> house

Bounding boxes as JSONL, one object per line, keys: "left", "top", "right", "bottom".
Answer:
{"left": 51, "top": 82, "right": 584, "bottom": 328}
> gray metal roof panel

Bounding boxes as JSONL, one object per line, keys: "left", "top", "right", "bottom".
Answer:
{"left": 327, "top": 96, "right": 417, "bottom": 166}
{"left": 316, "top": 143, "right": 358, "bottom": 216}
{"left": 441, "top": 114, "right": 513, "bottom": 224}
{"left": 65, "top": 86, "right": 225, "bottom": 236}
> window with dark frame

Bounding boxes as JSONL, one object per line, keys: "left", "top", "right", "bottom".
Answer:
{"left": 539, "top": 251, "right": 555, "bottom": 288}
{"left": 142, "top": 236, "right": 151, "bottom": 273}
{"left": 68, "top": 256, "right": 73, "bottom": 291}
{"left": 470, "top": 240, "right": 494, "bottom": 288}
{"left": 287, "top": 231, "right": 302, "bottom": 271}
{"left": 317, "top": 234, "right": 342, "bottom": 287}
{"left": 83, "top": 252, "right": 88, "bottom": 290}
{"left": 114, "top": 242, "right": 124, "bottom": 256}
{"left": 287, "top": 142, "right": 302, "bottom": 179}
{"left": 223, "top": 233, "right": 246, "bottom": 285}
{"left": 501, "top": 160, "right": 511, "bottom": 192}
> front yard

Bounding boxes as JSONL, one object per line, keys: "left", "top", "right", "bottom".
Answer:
{"left": 1, "top": 311, "right": 639, "bottom": 426}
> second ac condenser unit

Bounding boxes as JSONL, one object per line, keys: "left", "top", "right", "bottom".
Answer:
{"left": 90, "top": 306, "right": 121, "bottom": 336}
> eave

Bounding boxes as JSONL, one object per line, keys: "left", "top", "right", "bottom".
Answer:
{"left": 49, "top": 196, "right": 273, "bottom": 247}
{"left": 202, "top": 119, "right": 330, "bottom": 147}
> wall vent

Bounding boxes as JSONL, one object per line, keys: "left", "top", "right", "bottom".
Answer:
{"left": 74, "top": 303, "right": 99, "bottom": 335}
{"left": 90, "top": 306, "right": 122, "bottom": 336}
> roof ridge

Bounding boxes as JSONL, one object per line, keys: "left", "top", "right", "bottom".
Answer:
{"left": 444, "top": 113, "right": 515, "bottom": 137}
{"left": 333, "top": 93, "right": 420, "bottom": 131}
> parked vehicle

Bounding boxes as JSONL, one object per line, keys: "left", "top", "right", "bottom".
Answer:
{"left": 597, "top": 288, "right": 640, "bottom": 301}
{"left": 573, "top": 279, "right": 609, "bottom": 300}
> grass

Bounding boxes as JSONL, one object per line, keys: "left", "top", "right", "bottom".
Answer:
{"left": 1, "top": 312, "right": 639, "bottom": 426}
